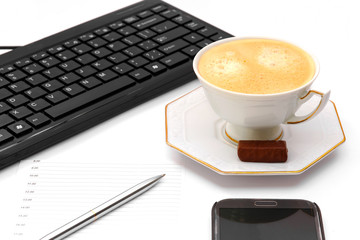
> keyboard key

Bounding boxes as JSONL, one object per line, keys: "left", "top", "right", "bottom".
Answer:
{"left": 0, "top": 114, "right": 14, "bottom": 128}
{"left": 138, "top": 40, "right": 158, "bottom": 50}
{"left": 137, "top": 29, "right": 157, "bottom": 39}
{"left": 26, "top": 74, "right": 48, "bottom": 86}
{"left": 92, "top": 59, "right": 113, "bottom": 70}
{"left": 48, "top": 45, "right": 65, "bottom": 54}
{"left": 45, "top": 76, "right": 135, "bottom": 119}
{"left": 24, "top": 87, "right": 47, "bottom": 100}
{"left": 160, "top": 9, "right": 179, "bottom": 19}
{"left": 118, "top": 26, "right": 137, "bottom": 36}
{"left": 137, "top": 10, "right": 153, "bottom": 19}
{"left": 79, "top": 33, "right": 96, "bottom": 41}
{"left": 196, "top": 39, "right": 212, "bottom": 48}
{"left": 152, "top": 21, "right": 177, "bottom": 33}
{"left": 153, "top": 27, "right": 190, "bottom": 44}
{"left": 7, "top": 94, "right": 29, "bottom": 107}
{"left": 210, "top": 33, "right": 228, "bottom": 41}
{"left": 28, "top": 99, "right": 51, "bottom": 112}
{"left": 43, "top": 67, "right": 64, "bottom": 79}
{"left": 172, "top": 15, "right": 192, "bottom": 25}
{"left": 124, "top": 16, "right": 139, "bottom": 24}
{"left": 31, "top": 52, "right": 49, "bottom": 61}
{"left": 128, "top": 56, "right": 149, "bottom": 68}
{"left": 56, "top": 50, "right": 77, "bottom": 61}
{"left": 143, "top": 50, "right": 164, "bottom": 61}
{"left": 0, "top": 129, "right": 13, "bottom": 145}
{"left": 160, "top": 52, "right": 188, "bottom": 68}
{"left": 197, "top": 27, "right": 217, "bottom": 37}
{"left": 123, "top": 46, "right": 143, "bottom": 57}
{"left": 46, "top": 91, "right": 68, "bottom": 104}
{"left": 76, "top": 66, "right": 97, "bottom": 78}
{"left": 151, "top": 5, "right": 167, "bottom": 13}
{"left": 0, "top": 77, "right": 9, "bottom": 88}
{"left": 59, "top": 73, "right": 81, "bottom": 85}
{"left": 63, "top": 84, "right": 85, "bottom": 96}
{"left": 10, "top": 106, "right": 33, "bottom": 120}
{"left": 80, "top": 77, "right": 102, "bottom": 89}
{"left": 158, "top": 39, "right": 189, "bottom": 54}
{"left": 88, "top": 38, "right": 107, "bottom": 48}
{"left": 26, "top": 113, "right": 51, "bottom": 129}
{"left": 97, "top": 70, "right": 118, "bottom": 82}
{"left": 15, "top": 58, "right": 32, "bottom": 68}
{"left": 144, "top": 62, "right": 166, "bottom": 75}
{"left": 72, "top": 44, "right": 92, "bottom": 54}
{"left": 109, "top": 21, "right": 125, "bottom": 30}
{"left": 76, "top": 54, "right": 97, "bottom": 65}
{"left": 6, "top": 70, "right": 27, "bottom": 81}
{"left": 25, "top": 87, "right": 47, "bottom": 100}
{"left": 23, "top": 63, "right": 44, "bottom": 75}
{"left": 103, "top": 32, "right": 122, "bottom": 42}
{"left": 59, "top": 60, "right": 81, "bottom": 72}
{"left": 132, "top": 15, "right": 165, "bottom": 30}
{"left": 42, "top": 80, "right": 64, "bottom": 92}
{"left": 94, "top": 27, "right": 111, "bottom": 36}
{"left": 0, "top": 89, "right": 12, "bottom": 101}
{"left": 8, "top": 81, "right": 31, "bottom": 93}
{"left": 108, "top": 52, "right": 128, "bottom": 64}
{"left": 0, "top": 102, "right": 11, "bottom": 114}
{"left": 7, "top": 121, "right": 32, "bottom": 136}
{"left": 92, "top": 48, "right": 112, "bottom": 58}
{"left": 40, "top": 57, "right": 60, "bottom": 68}
{"left": 64, "top": 39, "right": 81, "bottom": 48}
{"left": 129, "top": 69, "right": 151, "bottom": 82}
{"left": 0, "top": 65, "right": 16, "bottom": 74}
{"left": 185, "top": 21, "right": 204, "bottom": 30}
{"left": 113, "top": 63, "right": 134, "bottom": 75}
{"left": 183, "top": 33, "right": 203, "bottom": 43}
{"left": 107, "top": 41, "right": 127, "bottom": 52}
{"left": 122, "top": 35, "right": 142, "bottom": 45}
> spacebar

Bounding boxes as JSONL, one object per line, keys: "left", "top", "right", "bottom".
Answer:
{"left": 45, "top": 76, "right": 135, "bottom": 119}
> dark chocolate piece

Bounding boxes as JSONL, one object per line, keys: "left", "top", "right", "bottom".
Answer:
{"left": 237, "top": 140, "right": 288, "bottom": 163}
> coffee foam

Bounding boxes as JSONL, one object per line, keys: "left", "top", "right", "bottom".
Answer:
{"left": 198, "top": 39, "right": 315, "bottom": 94}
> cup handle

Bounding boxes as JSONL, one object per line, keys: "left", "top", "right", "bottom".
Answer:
{"left": 286, "top": 90, "right": 331, "bottom": 124}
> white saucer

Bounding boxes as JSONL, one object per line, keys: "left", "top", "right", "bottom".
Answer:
{"left": 165, "top": 87, "right": 346, "bottom": 175}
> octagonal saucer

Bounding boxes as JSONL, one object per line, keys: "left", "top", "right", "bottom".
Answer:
{"left": 165, "top": 87, "right": 345, "bottom": 175}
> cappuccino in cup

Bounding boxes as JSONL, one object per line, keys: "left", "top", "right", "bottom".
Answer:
{"left": 193, "top": 37, "right": 330, "bottom": 141}
{"left": 198, "top": 38, "right": 316, "bottom": 94}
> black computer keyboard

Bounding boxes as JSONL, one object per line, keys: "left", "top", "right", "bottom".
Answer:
{"left": 0, "top": 0, "right": 232, "bottom": 169}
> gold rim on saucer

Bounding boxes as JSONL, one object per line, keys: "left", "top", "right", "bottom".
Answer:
{"left": 165, "top": 87, "right": 346, "bottom": 175}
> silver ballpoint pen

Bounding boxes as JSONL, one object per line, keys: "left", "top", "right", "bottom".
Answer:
{"left": 39, "top": 174, "right": 165, "bottom": 240}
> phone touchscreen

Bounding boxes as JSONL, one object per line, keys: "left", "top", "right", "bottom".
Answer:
{"left": 219, "top": 208, "right": 319, "bottom": 240}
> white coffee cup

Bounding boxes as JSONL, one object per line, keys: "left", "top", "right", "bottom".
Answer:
{"left": 193, "top": 37, "right": 330, "bottom": 142}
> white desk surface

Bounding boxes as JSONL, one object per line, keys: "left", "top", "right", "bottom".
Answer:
{"left": 0, "top": 0, "right": 358, "bottom": 239}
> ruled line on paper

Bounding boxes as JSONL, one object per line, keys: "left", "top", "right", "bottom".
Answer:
{"left": 12, "top": 159, "right": 184, "bottom": 240}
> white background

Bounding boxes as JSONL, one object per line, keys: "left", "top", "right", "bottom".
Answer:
{"left": 0, "top": 0, "right": 359, "bottom": 239}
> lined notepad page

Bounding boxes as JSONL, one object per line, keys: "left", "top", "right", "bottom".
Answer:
{"left": 12, "top": 159, "right": 184, "bottom": 240}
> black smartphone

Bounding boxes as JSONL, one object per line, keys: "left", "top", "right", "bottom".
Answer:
{"left": 212, "top": 199, "right": 325, "bottom": 240}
